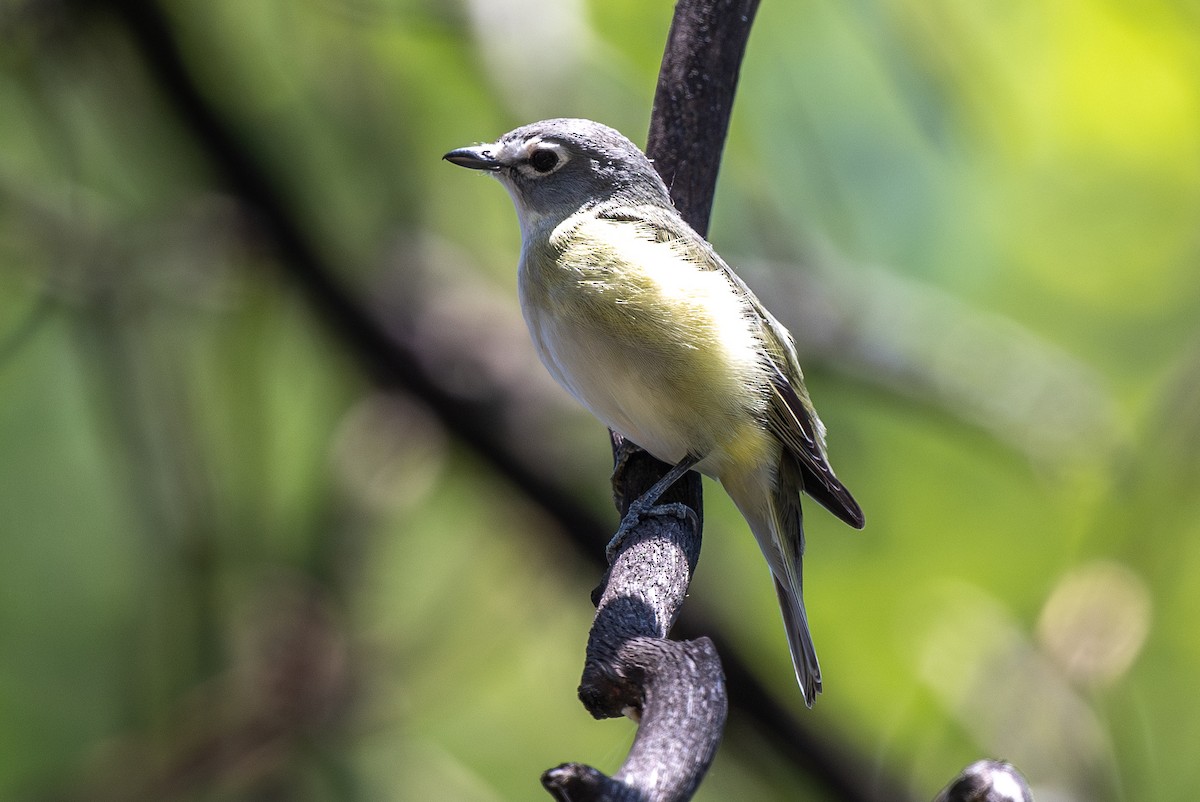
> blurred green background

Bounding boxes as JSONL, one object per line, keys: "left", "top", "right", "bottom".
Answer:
{"left": 2, "top": 0, "right": 1198, "bottom": 799}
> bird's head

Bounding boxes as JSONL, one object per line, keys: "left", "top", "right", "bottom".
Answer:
{"left": 444, "top": 118, "right": 672, "bottom": 232}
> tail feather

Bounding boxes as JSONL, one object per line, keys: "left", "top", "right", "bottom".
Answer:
{"left": 771, "top": 452, "right": 821, "bottom": 706}
{"left": 724, "top": 451, "right": 823, "bottom": 706}
{"left": 774, "top": 575, "right": 822, "bottom": 706}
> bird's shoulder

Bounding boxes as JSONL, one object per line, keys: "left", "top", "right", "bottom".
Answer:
{"left": 547, "top": 203, "right": 699, "bottom": 261}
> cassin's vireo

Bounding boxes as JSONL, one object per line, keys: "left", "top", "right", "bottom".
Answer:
{"left": 444, "top": 118, "right": 864, "bottom": 706}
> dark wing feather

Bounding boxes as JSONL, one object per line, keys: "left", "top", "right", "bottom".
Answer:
{"left": 766, "top": 368, "right": 864, "bottom": 529}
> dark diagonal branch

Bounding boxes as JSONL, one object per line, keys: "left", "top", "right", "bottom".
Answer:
{"left": 99, "top": 0, "right": 606, "bottom": 550}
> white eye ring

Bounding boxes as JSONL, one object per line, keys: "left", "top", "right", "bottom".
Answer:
{"left": 515, "top": 141, "right": 568, "bottom": 177}
{"left": 529, "top": 148, "right": 559, "bottom": 173}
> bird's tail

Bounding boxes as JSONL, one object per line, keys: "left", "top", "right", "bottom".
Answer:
{"left": 724, "top": 453, "right": 821, "bottom": 706}
{"left": 773, "top": 570, "right": 821, "bottom": 707}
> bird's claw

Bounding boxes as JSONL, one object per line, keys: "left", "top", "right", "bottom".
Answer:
{"left": 605, "top": 501, "right": 700, "bottom": 563}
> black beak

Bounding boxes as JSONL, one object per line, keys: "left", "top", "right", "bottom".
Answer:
{"left": 443, "top": 145, "right": 502, "bottom": 171}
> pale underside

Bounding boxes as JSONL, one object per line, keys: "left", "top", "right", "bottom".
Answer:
{"left": 519, "top": 210, "right": 781, "bottom": 480}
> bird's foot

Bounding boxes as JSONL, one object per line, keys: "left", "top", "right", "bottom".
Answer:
{"left": 605, "top": 501, "right": 700, "bottom": 563}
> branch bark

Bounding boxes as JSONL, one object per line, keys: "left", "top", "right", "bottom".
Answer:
{"left": 647, "top": 0, "right": 761, "bottom": 235}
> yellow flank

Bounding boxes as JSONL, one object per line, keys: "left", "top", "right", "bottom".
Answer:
{"left": 518, "top": 210, "right": 775, "bottom": 478}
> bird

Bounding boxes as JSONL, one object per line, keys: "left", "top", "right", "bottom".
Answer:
{"left": 444, "top": 118, "right": 863, "bottom": 706}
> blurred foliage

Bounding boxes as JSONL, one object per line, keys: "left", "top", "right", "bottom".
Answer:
{"left": 1, "top": 0, "right": 1198, "bottom": 800}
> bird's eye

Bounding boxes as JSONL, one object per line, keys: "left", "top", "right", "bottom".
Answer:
{"left": 529, "top": 148, "right": 559, "bottom": 173}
